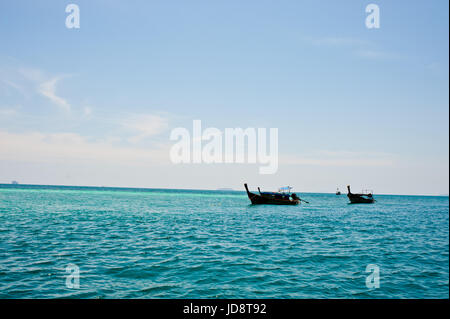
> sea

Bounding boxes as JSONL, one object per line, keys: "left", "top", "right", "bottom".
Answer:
{"left": 0, "top": 184, "right": 448, "bottom": 299}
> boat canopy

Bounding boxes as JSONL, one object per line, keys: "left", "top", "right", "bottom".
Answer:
{"left": 278, "top": 186, "right": 293, "bottom": 193}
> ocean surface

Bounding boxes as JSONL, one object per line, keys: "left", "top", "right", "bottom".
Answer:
{"left": 0, "top": 184, "right": 448, "bottom": 299}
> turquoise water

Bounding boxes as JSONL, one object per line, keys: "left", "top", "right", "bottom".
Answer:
{"left": 0, "top": 184, "right": 448, "bottom": 298}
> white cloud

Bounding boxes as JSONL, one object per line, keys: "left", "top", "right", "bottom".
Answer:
{"left": 0, "top": 79, "right": 23, "bottom": 92}
{"left": 1, "top": 66, "right": 72, "bottom": 111}
{"left": 121, "top": 114, "right": 169, "bottom": 143}
{"left": 308, "top": 36, "right": 395, "bottom": 60}
{"left": 18, "top": 67, "right": 45, "bottom": 82}
{"left": 38, "top": 77, "right": 71, "bottom": 111}
{"left": 0, "top": 105, "right": 20, "bottom": 116}
{"left": 0, "top": 130, "right": 170, "bottom": 165}
{"left": 280, "top": 150, "right": 395, "bottom": 167}
{"left": 355, "top": 49, "right": 396, "bottom": 60}
{"left": 425, "top": 62, "right": 444, "bottom": 75}
{"left": 311, "top": 37, "right": 370, "bottom": 47}
{"left": 83, "top": 106, "right": 92, "bottom": 117}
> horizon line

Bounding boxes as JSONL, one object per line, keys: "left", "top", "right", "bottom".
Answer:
{"left": 0, "top": 183, "right": 448, "bottom": 197}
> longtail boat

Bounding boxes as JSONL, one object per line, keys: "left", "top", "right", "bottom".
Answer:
{"left": 347, "top": 185, "right": 375, "bottom": 204}
{"left": 244, "top": 183, "right": 306, "bottom": 205}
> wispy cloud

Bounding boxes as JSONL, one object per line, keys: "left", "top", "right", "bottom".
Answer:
{"left": 355, "top": 49, "right": 397, "bottom": 60}
{"left": 0, "top": 106, "right": 19, "bottom": 116}
{"left": 0, "top": 78, "right": 23, "bottom": 92}
{"left": 425, "top": 62, "right": 446, "bottom": 75}
{"left": 38, "top": 76, "right": 71, "bottom": 111}
{"left": 281, "top": 150, "right": 395, "bottom": 167}
{"left": 0, "top": 130, "right": 170, "bottom": 165}
{"left": 18, "top": 67, "right": 45, "bottom": 83}
{"left": 83, "top": 106, "right": 92, "bottom": 117}
{"left": 0, "top": 73, "right": 28, "bottom": 97}
{"left": 308, "top": 36, "right": 396, "bottom": 60}
{"left": 1, "top": 66, "right": 72, "bottom": 111}
{"left": 311, "top": 36, "right": 370, "bottom": 47}
{"left": 121, "top": 114, "right": 169, "bottom": 143}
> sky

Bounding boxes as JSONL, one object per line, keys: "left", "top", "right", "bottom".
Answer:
{"left": 0, "top": 0, "right": 448, "bottom": 195}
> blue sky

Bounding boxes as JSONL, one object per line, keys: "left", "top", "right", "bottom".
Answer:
{"left": 0, "top": 0, "right": 448, "bottom": 194}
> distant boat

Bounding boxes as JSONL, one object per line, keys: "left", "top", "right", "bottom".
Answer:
{"left": 244, "top": 183, "right": 307, "bottom": 205}
{"left": 336, "top": 188, "right": 341, "bottom": 195}
{"left": 11, "top": 181, "right": 19, "bottom": 185}
{"left": 347, "top": 185, "right": 375, "bottom": 204}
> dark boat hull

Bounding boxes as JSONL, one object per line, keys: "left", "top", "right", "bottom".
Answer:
{"left": 347, "top": 194, "right": 375, "bottom": 204}
{"left": 347, "top": 185, "right": 375, "bottom": 204}
{"left": 244, "top": 184, "right": 300, "bottom": 205}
